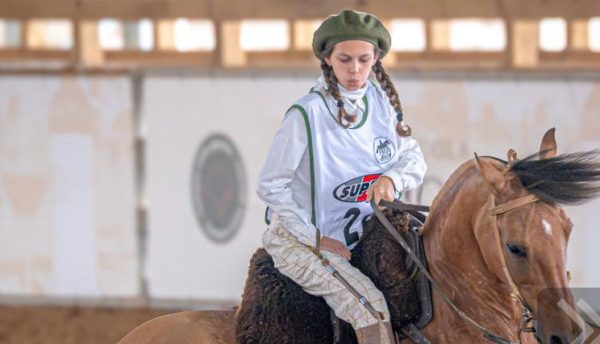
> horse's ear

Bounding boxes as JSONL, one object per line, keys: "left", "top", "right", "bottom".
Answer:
{"left": 474, "top": 153, "right": 507, "bottom": 195}
{"left": 539, "top": 128, "right": 557, "bottom": 159}
{"left": 507, "top": 149, "right": 518, "bottom": 163}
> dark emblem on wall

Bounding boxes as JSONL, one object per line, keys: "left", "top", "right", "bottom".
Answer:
{"left": 191, "top": 133, "right": 246, "bottom": 244}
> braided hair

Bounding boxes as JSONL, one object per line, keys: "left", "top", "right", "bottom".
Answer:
{"left": 319, "top": 59, "right": 358, "bottom": 128}
{"left": 372, "top": 57, "right": 411, "bottom": 136}
{"left": 319, "top": 46, "right": 411, "bottom": 135}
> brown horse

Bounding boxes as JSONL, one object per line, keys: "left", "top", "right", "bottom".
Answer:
{"left": 119, "top": 129, "right": 600, "bottom": 344}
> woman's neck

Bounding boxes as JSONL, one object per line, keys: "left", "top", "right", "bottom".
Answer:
{"left": 339, "top": 82, "right": 368, "bottom": 101}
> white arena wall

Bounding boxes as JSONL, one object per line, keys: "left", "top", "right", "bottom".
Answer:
{"left": 1, "top": 72, "right": 599, "bottom": 307}
{"left": 0, "top": 76, "right": 139, "bottom": 300}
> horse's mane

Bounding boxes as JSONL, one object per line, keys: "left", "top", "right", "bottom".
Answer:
{"left": 428, "top": 149, "right": 600, "bottom": 215}
{"left": 509, "top": 149, "right": 600, "bottom": 205}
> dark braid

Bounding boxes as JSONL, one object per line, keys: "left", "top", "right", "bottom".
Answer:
{"left": 372, "top": 59, "right": 412, "bottom": 136}
{"left": 319, "top": 59, "right": 358, "bottom": 128}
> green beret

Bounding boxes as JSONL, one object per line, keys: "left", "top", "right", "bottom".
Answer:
{"left": 312, "top": 10, "right": 391, "bottom": 58}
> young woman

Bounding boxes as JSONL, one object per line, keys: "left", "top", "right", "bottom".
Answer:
{"left": 256, "top": 10, "right": 426, "bottom": 344}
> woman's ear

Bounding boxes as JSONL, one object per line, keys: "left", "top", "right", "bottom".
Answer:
{"left": 324, "top": 56, "right": 332, "bottom": 66}
{"left": 374, "top": 47, "right": 382, "bottom": 60}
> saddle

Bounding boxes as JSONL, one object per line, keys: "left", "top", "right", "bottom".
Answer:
{"left": 235, "top": 209, "right": 432, "bottom": 344}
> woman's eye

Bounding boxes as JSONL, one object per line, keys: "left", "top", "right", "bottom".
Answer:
{"left": 506, "top": 244, "right": 527, "bottom": 258}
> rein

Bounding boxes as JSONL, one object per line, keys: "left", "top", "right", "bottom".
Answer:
{"left": 371, "top": 196, "right": 538, "bottom": 344}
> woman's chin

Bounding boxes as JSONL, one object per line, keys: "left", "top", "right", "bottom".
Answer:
{"left": 344, "top": 81, "right": 363, "bottom": 90}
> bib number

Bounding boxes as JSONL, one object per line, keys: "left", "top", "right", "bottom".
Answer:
{"left": 343, "top": 208, "right": 361, "bottom": 247}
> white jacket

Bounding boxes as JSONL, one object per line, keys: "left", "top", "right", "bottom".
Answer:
{"left": 256, "top": 77, "right": 426, "bottom": 247}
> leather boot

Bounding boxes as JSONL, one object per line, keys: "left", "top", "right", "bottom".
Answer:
{"left": 355, "top": 322, "right": 394, "bottom": 344}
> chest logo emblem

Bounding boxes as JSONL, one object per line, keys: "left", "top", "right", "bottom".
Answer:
{"left": 374, "top": 137, "right": 395, "bottom": 164}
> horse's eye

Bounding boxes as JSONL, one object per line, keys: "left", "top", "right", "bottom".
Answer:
{"left": 507, "top": 244, "right": 527, "bottom": 258}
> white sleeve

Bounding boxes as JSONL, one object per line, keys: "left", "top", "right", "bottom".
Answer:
{"left": 256, "top": 108, "right": 318, "bottom": 247}
{"left": 383, "top": 135, "right": 427, "bottom": 192}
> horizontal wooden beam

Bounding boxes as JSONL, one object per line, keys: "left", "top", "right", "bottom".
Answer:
{"left": 0, "top": 1, "right": 212, "bottom": 19}
{"left": 1, "top": 0, "right": 600, "bottom": 20}
{"left": 104, "top": 50, "right": 214, "bottom": 66}
{"left": 0, "top": 48, "right": 72, "bottom": 59}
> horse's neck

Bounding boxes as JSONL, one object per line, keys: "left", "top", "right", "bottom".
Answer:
{"left": 423, "top": 164, "right": 523, "bottom": 339}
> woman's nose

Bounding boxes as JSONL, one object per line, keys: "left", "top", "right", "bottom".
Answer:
{"left": 350, "top": 61, "right": 360, "bottom": 72}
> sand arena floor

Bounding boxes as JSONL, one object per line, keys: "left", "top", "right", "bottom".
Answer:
{"left": 0, "top": 305, "right": 176, "bottom": 344}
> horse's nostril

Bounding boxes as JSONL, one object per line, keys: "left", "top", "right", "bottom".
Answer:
{"left": 549, "top": 335, "right": 563, "bottom": 344}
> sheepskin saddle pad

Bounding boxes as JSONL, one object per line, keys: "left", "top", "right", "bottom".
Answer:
{"left": 235, "top": 209, "right": 432, "bottom": 344}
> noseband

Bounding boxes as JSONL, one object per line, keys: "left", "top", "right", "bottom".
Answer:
{"left": 372, "top": 193, "right": 540, "bottom": 344}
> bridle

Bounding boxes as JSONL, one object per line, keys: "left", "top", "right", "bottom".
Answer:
{"left": 371, "top": 193, "right": 539, "bottom": 344}
{"left": 489, "top": 194, "right": 538, "bottom": 341}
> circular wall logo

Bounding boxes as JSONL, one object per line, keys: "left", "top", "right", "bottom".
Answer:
{"left": 191, "top": 134, "right": 246, "bottom": 244}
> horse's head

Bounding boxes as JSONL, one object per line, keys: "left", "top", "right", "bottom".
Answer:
{"left": 472, "top": 129, "right": 600, "bottom": 344}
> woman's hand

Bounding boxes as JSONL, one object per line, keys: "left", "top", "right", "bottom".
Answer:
{"left": 366, "top": 175, "right": 396, "bottom": 209}
{"left": 319, "top": 236, "right": 351, "bottom": 260}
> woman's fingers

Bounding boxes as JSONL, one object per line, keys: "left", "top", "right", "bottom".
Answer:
{"left": 367, "top": 176, "right": 396, "bottom": 208}
{"left": 339, "top": 246, "right": 351, "bottom": 260}
{"left": 333, "top": 242, "right": 351, "bottom": 260}
{"left": 320, "top": 236, "right": 351, "bottom": 260}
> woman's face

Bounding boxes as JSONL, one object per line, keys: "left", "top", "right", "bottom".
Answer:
{"left": 325, "top": 40, "right": 378, "bottom": 91}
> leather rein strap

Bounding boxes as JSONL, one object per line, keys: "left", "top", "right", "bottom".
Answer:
{"left": 379, "top": 200, "right": 430, "bottom": 213}
{"left": 371, "top": 196, "right": 539, "bottom": 344}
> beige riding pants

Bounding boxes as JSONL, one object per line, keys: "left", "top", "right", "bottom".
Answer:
{"left": 262, "top": 220, "right": 391, "bottom": 330}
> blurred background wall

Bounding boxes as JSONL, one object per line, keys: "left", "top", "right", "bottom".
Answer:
{"left": 1, "top": 0, "right": 600, "bottom": 342}
{"left": 0, "top": 76, "right": 137, "bottom": 298}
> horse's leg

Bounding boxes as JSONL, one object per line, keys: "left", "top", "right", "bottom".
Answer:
{"left": 118, "top": 310, "right": 236, "bottom": 344}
